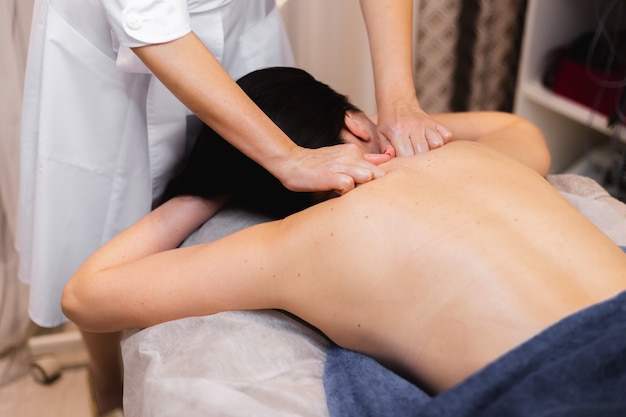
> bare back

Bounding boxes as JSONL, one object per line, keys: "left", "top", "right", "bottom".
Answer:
{"left": 273, "top": 140, "right": 626, "bottom": 392}
{"left": 64, "top": 137, "right": 626, "bottom": 395}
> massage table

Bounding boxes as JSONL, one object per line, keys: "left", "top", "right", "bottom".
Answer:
{"left": 121, "top": 174, "right": 626, "bottom": 417}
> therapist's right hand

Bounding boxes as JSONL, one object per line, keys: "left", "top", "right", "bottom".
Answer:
{"left": 278, "top": 144, "right": 390, "bottom": 195}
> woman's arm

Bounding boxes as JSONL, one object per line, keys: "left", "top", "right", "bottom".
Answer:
{"left": 62, "top": 194, "right": 233, "bottom": 331}
{"left": 432, "top": 111, "right": 551, "bottom": 176}
{"left": 359, "top": 0, "right": 452, "bottom": 156}
{"left": 133, "top": 33, "right": 386, "bottom": 194}
{"left": 61, "top": 191, "right": 314, "bottom": 333}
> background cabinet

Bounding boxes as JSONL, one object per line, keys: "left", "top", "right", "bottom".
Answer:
{"left": 514, "top": 0, "right": 625, "bottom": 174}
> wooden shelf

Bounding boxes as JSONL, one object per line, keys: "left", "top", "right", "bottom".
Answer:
{"left": 514, "top": 0, "right": 625, "bottom": 172}
{"left": 520, "top": 80, "right": 625, "bottom": 142}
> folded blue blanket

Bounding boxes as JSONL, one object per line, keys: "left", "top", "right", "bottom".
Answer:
{"left": 324, "top": 247, "right": 626, "bottom": 417}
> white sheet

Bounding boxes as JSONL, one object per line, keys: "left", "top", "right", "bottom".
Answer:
{"left": 122, "top": 310, "right": 330, "bottom": 417}
{"left": 548, "top": 174, "right": 626, "bottom": 246}
{"left": 121, "top": 174, "right": 626, "bottom": 417}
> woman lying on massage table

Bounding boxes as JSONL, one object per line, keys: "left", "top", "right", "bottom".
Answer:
{"left": 62, "top": 67, "right": 626, "bottom": 399}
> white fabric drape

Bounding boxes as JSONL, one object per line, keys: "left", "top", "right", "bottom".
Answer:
{"left": 0, "top": 0, "right": 34, "bottom": 355}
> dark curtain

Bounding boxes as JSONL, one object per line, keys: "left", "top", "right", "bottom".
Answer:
{"left": 414, "top": 0, "right": 527, "bottom": 113}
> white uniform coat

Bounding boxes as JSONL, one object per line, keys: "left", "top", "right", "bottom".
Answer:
{"left": 18, "top": 0, "right": 294, "bottom": 327}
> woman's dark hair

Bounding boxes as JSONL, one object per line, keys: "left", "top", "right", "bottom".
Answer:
{"left": 158, "top": 66, "right": 360, "bottom": 217}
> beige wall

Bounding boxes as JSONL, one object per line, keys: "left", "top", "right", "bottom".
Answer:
{"left": 280, "top": 0, "right": 377, "bottom": 114}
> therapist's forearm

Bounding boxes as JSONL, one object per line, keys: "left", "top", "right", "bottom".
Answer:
{"left": 132, "top": 32, "right": 297, "bottom": 177}
{"left": 359, "top": 0, "right": 418, "bottom": 107}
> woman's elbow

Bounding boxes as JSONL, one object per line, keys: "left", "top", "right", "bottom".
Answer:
{"left": 507, "top": 114, "right": 551, "bottom": 176}
{"left": 61, "top": 276, "right": 85, "bottom": 326}
{"left": 61, "top": 273, "right": 106, "bottom": 332}
{"left": 522, "top": 118, "right": 551, "bottom": 176}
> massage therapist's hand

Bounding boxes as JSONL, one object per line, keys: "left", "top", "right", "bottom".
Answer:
{"left": 376, "top": 97, "right": 453, "bottom": 157}
{"left": 279, "top": 144, "right": 390, "bottom": 195}
{"left": 133, "top": 34, "right": 388, "bottom": 196}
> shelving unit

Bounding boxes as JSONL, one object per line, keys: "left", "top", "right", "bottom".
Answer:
{"left": 514, "top": 0, "right": 625, "bottom": 173}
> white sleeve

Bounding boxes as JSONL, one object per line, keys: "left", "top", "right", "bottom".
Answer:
{"left": 99, "top": 0, "right": 191, "bottom": 47}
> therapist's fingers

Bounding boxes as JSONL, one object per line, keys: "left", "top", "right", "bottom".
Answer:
{"left": 364, "top": 152, "right": 393, "bottom": 166}
{"left": 377, "top": 102, "right": 454, "bottom": 156}
{"left": 423, "top": 123, "right": 454, "bottom": 151}
{"left": 411, "top": 134, "right": 430, "bottom": 155}
{"left": 382, "top": 128, "right": 429, "bottom": 156}
{"left": 280, "top": 143, "right": 386, "bottom": 194}
{"left": 376, "top": 134, "right": 396, "bottom": 158}
{"left": 385, "top": 123, "right": 453, "bottom": 156}
{"left": 424, "top": 128, "right": 445, "bottom": 150}
{"left": 437, "top": 124, "right": 454, "bottom": 144}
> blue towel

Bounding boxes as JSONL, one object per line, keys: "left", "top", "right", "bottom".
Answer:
{"left": 324, "top": 345, "right": 431, "bottom": 416}
{"left": 323, "top": 246, "right": 626, "bottom": 417}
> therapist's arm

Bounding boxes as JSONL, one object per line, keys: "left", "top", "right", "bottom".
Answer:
{"left": 359, "top": 0, "right": 452, "bottom": 156}
{"left": 132, "top": 33, "right": 387, "bottom": 194}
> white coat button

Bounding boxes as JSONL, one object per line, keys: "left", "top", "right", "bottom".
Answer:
{"left": 126, "top": 13, "right": 143, "bottom": 31}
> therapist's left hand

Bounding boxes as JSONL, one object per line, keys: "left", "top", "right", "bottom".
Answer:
{"left": 376, "top": 98, "right": 453, "bottom": 157}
